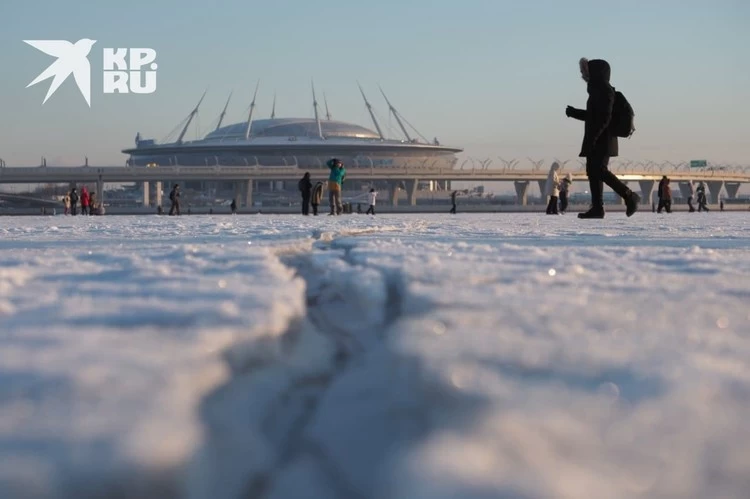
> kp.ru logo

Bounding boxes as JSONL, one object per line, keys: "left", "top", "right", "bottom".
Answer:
{"left": 24, "top": 39, "right": 157, "bottom": 107}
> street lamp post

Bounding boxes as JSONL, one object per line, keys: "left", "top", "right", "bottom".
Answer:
{"left": 527, "top": 157, "right": 545, "bottom": 172}
{"left": 499, "top": 157, "right": 518, "bottom": 172}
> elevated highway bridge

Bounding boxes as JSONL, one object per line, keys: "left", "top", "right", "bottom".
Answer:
{"left": 1, "top": 164, "right": 748, "bottom": 207}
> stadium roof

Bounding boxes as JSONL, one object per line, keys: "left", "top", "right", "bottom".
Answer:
{"left": 204, "top": 118, "right": 381, "bottom": 141}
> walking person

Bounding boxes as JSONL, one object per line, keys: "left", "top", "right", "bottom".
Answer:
{"left": 657, "top": 176, "right": 668, "bottom": 213}
{"left": 311, "top": 181, "right": 324, "bottom": 216}
{"left": 69, "top": 188, "right": 79, "bottom": 216}
{"left": 62, "top": 193, "right": 71, "bottom": 215}
{"left": 449, "top": 190, "right": 458, "bottom": 214}
{"left": 566, "top": 58, "right": 640, "bottom": 218}
{"left": 169, "top": 184, "right": 181, "bottom": 216}
{"left": 545, "top": 162, "right": 561, "bottom": 215}
{"left": 559, "top": 173, "right": 572, "bottom": 214}
{"left": 687, "top": 180, "right": 696, "bottom": 212}
{"left": 657, "top": 177, "right": 672, "bottom": 213}
{"left": 697, "top": 182, "right": 709, "bottom": 212}
{"left": 230, "top": 199, "right": 237, "bottom": 215}
{"left": 298, "top": 172, "right": 312, "bottom": 215}
{"left": 327, "top": 158, "right": 346, "bottom": 215}
{"left": 80, "top": 186, "right": 90, "bottom": 216}
{"left": 366, "top": 188, "right": 378, "bottom": 215}
{"left": 89, "top": 192, "right": 97, "bottom": 215}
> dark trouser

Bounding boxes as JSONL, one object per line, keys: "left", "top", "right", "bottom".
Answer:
{"left": 81, "top": 205, "right": 88, "bottom": 216}
{"left": 312, "top": 203, "right": 319, "bottom": 216}
{"left": 687, "top": 196, "right": 695, "bottom": 212}
{"left": 301, "top": 193, "right": 311, "bottom": 215}
{"left": 366, "top": 204, "right": 375, "bottom": 215}
{"left": 657, "top": 199, "right": 672, "bottom": 213}
{"left": 546, "top": 196, "right": 559, "bottom": 214}
{"left": 586, "top": 156, "right": 630, "bottom": 210}
{"left": 559, "top": 191, "right": 568, "bottom": 212}
{"left": 329, "top": 189, "right": 342, "bottom": 215}
{"left": 698, "top": 197, "right": 709, "bottom": 211}
{"left": 71, "top": 205, "right": 77, "bottom": 216}
{"left": 169, "top": 200, "right": 180, "bottom": 215}
{"left": 450, "top": 203, "right": 456, "bottom": 214}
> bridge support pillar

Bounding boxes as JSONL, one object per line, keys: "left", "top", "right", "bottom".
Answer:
{"left": 707, "top": 181, "right": 724, "bottom": 204}
{"left": 142, "top": 181, "right": 150, "bottom": 207}
{"left": 725, "top": 182, "right": 741, "bottom": 199}
{"left": 96, "top": 176, "right": 104, "bottom": 207}
{"left": 514, "top": 181, "right": 529, "bottom": 206}
{"left": 245, "top": 179, "right": 253, "bottom": 207}
{"left": 154, "top": 181, "right": 163, "bottom": 208}
{"left": 405, "top": 179, "right": 418, "bottom": 206}
{"left": 638, "top": 180, "right": 655, "bottom": 206}
{"left": 390, "top": 182, "right": 400, "bottom": 206}
{"left": 678, "top": 181, "right": 693, "bottom": 201}
{"left": 233, "top": 181, "right": 242, "bottom": 205}
{"left": 537, "top": 180, "right": 547, "bottom": 202}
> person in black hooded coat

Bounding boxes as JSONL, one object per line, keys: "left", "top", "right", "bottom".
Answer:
{"left": 298, "top": 172, "right": 313, "bottom": 215}
{"left": 566, "top": 58, "right": 640, "bottom": 218}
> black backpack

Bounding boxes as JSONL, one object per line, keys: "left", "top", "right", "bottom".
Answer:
{"left": 611, "top": 89, "right": 635, "bottom": 138}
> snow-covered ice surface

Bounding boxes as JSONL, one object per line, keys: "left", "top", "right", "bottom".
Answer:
{"left": 1, "top": 213, "right": 749, "bottom": 499}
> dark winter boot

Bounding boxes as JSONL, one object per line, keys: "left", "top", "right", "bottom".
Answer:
{"left": 577, "top": 207, "right": 605, "bottom": 219}
{"left": 579, "top": 178, "right": 605, "bottom": 218}
{"left": 625, "top": 191, "right": 641, "bottom": 217}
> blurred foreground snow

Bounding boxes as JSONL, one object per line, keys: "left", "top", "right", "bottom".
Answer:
{"left": 1, "top": 213, "right": 749, "bottom": 498}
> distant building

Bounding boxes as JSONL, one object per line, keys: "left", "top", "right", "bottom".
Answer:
{"left": 122, "top": 85, "right": 462, "bottom": 194}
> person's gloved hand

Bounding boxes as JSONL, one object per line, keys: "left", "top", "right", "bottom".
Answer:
{"left": 565, "top": 106, "right": 575, "bottom": 117}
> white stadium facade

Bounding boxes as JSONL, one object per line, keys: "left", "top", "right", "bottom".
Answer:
{"left": 122, "top": 84, "right": 462, "bottom": 194}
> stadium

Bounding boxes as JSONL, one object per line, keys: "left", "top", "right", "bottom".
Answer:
{"left": 122, "top": 85, "right": 462, "bottom": 188}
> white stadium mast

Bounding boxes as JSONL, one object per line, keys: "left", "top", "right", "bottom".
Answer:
{"left": 379, "top": 86, "right": 411, "bottom": 142}
{"left": 323, "top": 93, "right": 332, "bottom": 120}
{"left": 357, "top": 82, "right": 385, "bottom": 141}
{"left": 311, "top": 80, "right": 324, "bottom": 139}
{"left": 177, "top": 90, "right": 207, "bottom": 145}
{"left": 215, "top": 91, "right": 232, "bottom": 131}
{"left": 244, "top": 80, "right": 260, "bottom": 140}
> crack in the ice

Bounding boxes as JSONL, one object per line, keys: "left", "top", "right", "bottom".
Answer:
{"left": 233, "top": 235, "right": 407, "bottom": 498}
{"left": 193, "top": 228, "right": 408, "bottom": 499}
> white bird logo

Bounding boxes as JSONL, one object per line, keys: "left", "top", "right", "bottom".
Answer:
{"left": 24, "top": 39, "right": 97, "bottom": 106}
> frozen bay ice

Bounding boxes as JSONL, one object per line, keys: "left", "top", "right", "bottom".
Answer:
{"left": 0, "top": 213, "right": 748, "bottom": 498}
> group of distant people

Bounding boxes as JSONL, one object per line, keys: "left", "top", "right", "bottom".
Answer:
{"left": 296, "top": 158, "right": 379, "bottom": 216}
{"left": 656, "top": 176, "right": 710, "bottom": 213}
{"left": 544, "top": 162, "right": 574, "bottom": 215}
{"left": 62, "top": 186, "right": 100, "bottom": 216}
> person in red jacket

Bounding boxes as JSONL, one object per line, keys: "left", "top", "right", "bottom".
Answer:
{"left": 657, "top": 177, "right": 672, "bottom": 213}
{"left": 80, "top": 186, "right": 90, "bottom": 216}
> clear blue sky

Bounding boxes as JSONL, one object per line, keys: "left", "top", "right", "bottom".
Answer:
{"left": 0, "top": 0, "right": 748, "bottom": 167}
